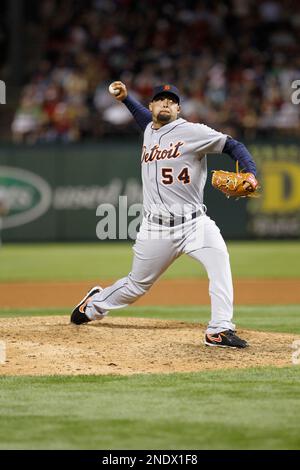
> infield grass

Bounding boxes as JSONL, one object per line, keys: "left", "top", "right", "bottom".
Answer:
{"left": 0, "top": 241, "right": 300, "bottom": 282}
{"left": 0, "top": 367, "right": 300, "bottom": 450}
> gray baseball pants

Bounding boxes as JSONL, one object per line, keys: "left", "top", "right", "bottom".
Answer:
{"left": 86, "top": 215, "right": 235, "bottom": 334}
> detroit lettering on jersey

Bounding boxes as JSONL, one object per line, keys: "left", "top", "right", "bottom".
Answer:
{"left": 141, "top": 142, "right": 184, "bottom": 163}
{"left": 141, "top": 118, "right": 228, "bottom": 218}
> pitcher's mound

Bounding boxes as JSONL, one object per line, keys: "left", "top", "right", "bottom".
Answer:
{"left": 0, "top": 316, "right": 298, "bottom": 376}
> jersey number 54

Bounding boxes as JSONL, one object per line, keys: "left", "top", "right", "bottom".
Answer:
{"left": 161, "top": 167, "right": 191, "bottom": 185}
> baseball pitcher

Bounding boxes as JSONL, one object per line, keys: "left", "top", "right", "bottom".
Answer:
{"left": 71, "top": 82, "right": 258, "bottom": 348}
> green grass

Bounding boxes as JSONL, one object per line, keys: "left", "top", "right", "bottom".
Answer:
{"left": 0, "top": 241, "right": 300, "bottom": 282}
{"left": 1, "top": 305, "right": 299, "bottom": 334}
{"left": 0, "top": 367, "right": 300, "bottom": 449}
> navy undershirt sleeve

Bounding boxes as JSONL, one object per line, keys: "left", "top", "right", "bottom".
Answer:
{"left": 123, "top": 95, "right": 152, "bottom": 131}
{"left": 223, "top": 137, "right": 257, "bottom": 176}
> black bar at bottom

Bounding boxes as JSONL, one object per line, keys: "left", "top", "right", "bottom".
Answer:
{"left": 0, "top": 450, "right": 298, "bottom": 466}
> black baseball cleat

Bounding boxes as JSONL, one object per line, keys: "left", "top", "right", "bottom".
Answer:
{"left": 205, "top": 330, "right": 248, "bottom": 349}
{"left": 70, "top": 286, "right": 102, "bottom": 325}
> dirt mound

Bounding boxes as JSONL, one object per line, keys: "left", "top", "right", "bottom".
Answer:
{"left": 0, "top": 316, "right": 298, "bottom": 376}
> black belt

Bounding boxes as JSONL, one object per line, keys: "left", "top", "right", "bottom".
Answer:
{"left": 147, "top": 210, "right": 202, "bottom": 227}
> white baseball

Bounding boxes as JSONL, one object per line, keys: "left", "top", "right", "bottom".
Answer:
{"left": 109, "top": 84, "right": 120, "bottom": 96}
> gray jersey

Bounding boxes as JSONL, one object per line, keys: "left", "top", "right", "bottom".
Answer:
{"left": 141, "top": 118, "right": 227, "bottom": 218}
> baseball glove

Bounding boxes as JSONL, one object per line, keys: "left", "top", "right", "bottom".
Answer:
{"left": 211, "top": 170, "right": 259, "bottom": 199}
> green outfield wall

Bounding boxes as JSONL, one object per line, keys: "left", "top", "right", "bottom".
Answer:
{"left": 0, "top": 140, "right": 299, "bottom": 241}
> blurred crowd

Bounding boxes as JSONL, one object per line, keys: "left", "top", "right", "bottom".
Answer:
{"left": 11, "top": 0, "right": 300, "bottom": 143}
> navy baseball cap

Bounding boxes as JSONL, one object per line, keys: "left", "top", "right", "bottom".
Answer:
{"left": 151, "top": 84, "right": 180, "bottom": 103}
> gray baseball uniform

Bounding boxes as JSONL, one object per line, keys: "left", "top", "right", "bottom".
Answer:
{"left": 142, "top": 118, "right": 226, "bottom": 217}
{"left": 85, "top": 117, "right": 235, "bottom": 334}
